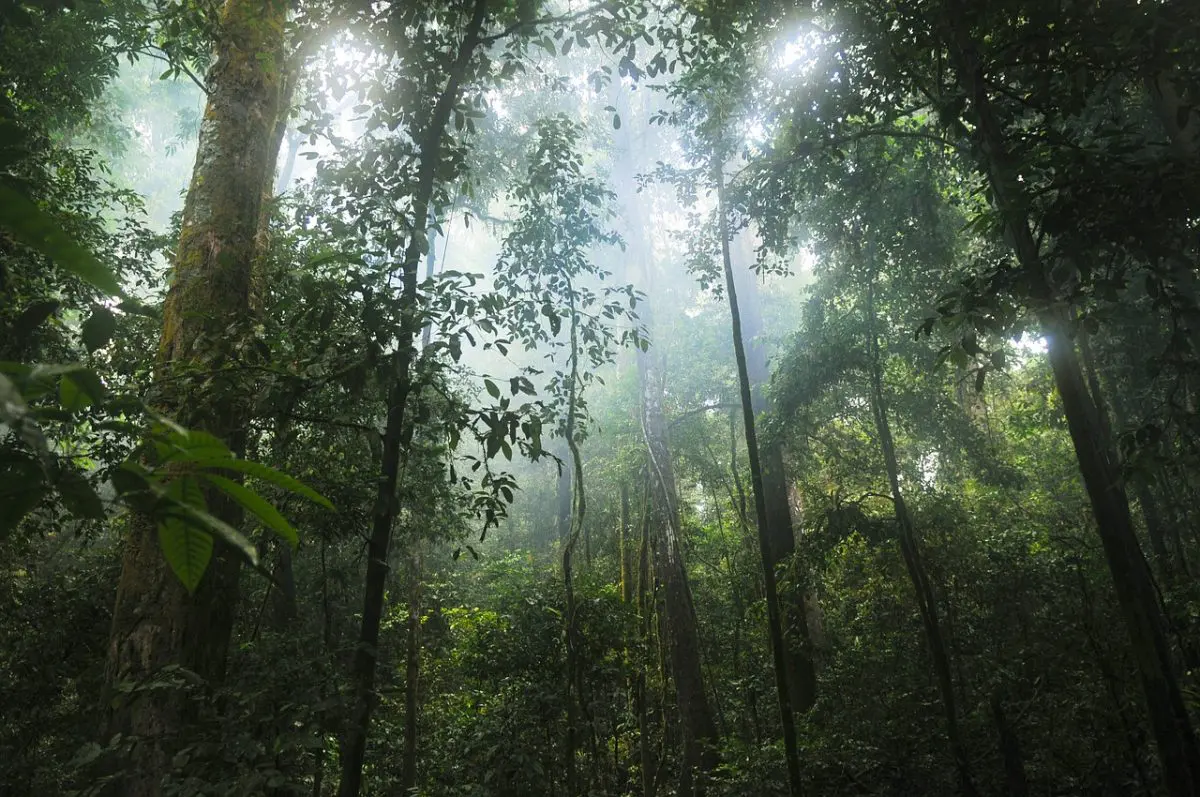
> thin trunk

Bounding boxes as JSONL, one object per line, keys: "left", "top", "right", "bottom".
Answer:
{"left": 716, "top": 164, "right": 803, "bottom": 797}
{"left": 268, "top": 414, "right": 299, "bottom": 628}
{"left": 728, "top": 231, "right": 816, "bottom": 713}
{"left": 421, "top": 214, "right": 439, "bottom": 349}
{"left": 729, "top": 410, "right": 750, "bottom": 534}
{"left": 865, "top": 277, "right": 978, "bottom": 797}
{"left": 620, "top": 480, "right": 633, "bottom": 603}
{"left": 636, "top": 476, "right": 656, "bottom": 797}
{"left": 400, "top": 550, "right": 422, "bottom": 792}
{"left": 271, "top": 543, "right": 298, "bottom": 627}
{"left": 556, "top": 447, "right": 573, "bottom": 543}
{"left": 1083, "top": 330, "right": 1177, "bottom": 578}
{"left": 563, "top": 287, "right": 587, "bottom": 797}
{"left": 102, "top": 4, "right": 287, "bottom": 795}
{"left": 338, "top": 3, "right": 489, "bottom": 794}
{"left": 944, "top": 5, "right": 1200, "bottom": 792}
{"left": 990, "top": 691, "right": 1028, "bottom": 797}
{"left": 312, "top": 538, "right": 333, "bottom": 797}
{"left": 640, "top": 340, "right": 719, "bottom": 796}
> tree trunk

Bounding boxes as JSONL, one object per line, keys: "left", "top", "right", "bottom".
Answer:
{"left": 611, "top": 83, "right": 717, "bottom": 795}
{"left": 563, "top": 289, "right": 588, "bottom": 797}
{"left": 102, "top": 3, "right": 287, "bottom": 795}
{"left": 556, "top": 445, "right": 573, "bottom": 543}
{"left": 635, "top": 477, "right": 657, "bottom": 797}
{"left": 337, "top": 2, "right": 490, "bottom": 794}
{"left": 639, "top": 364, "right": 719, "bottom": 795}
{"left": 421, "top": 212, "right": 439, "bottom": 349}
{"left": 400, "top": 550, "right": 422, "bottom": 792}
{"left": 728, "top": 231, "right": 817, "bottom": 713}
{"left": 864, "top": 276, "right": 979, "bottom": 797}
{"left": 620, "top": 479, "right": 633, "bottom": 603}
{"left": 943, "top": 5, "right": 1200, "bottom": 793}
{"left": 716, "top": 163, "right": 804, "bottom": 797}
{"left": 990, "top": 691, "right": 1028, "bottom": 797}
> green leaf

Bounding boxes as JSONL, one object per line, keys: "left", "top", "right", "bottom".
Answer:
{"left": 165, "top": 495, "right": 259, "bottom": 568}
{"left": 158, "top": 515, "right": 213, "bottom": 593}
{"left": 11, "top": 300, "right": 59, "bottom": 344}
{"left": 81, "top": 306, "right": 117, "bottom": 353}
{"left": 66, "top": 368, "right": 106, "bottom": 403}
{"left": 155, "top": 425, "right": 232, "bottom": 462}
{"left": 612, "top": 113, "right": 621, "bottom": 130}
{"left": 190, "top": 455, "right": 335, "bottom": 511}
{"left": 484, "top": 378, "right": 501, "bottom": 399}
{"left": 57, "top": 466, "right": 105, "bottom": 520}
{"left": 0, "top": 184, "right": 121, "bottom": 295}
{"left": 59, "top": 374, "right": 92, "bottom": 412}
{"left": 200, "top": 472, "right": 298, "bottom": 548}
{"left": 0, "top": 454, "right": 47, "bottom": 537}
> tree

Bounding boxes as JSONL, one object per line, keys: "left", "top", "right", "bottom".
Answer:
{"left": 715, "top": 160, "right": 805, "bottom": 795}
{"left": 102, "top": 3, "right": 289, "bottom": 793}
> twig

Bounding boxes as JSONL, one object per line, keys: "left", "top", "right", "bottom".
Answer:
{"left": 138, "top": 47, "right": 210, "bottom": 95}
{"left": 667, "top": 402, "right": 740, "bottom": 428}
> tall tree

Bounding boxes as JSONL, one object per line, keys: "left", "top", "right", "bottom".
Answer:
{"left": 938, "top": 3, "right": 1200, "bottom": 791}
{"left": 864, "top": 269, "right": 980, "bottom": 797}
{"left": 611, "top": 90, "right": 721, "bottom": 793}
{"left": 728, "top": 230, "right": 817, "bottom": 713}
{"left": 102, "top": 3, "right": 288, "bottom": 794}
{"left": 337, "top": 2, "right": 492, "bottom": 793}
{"left": 716, "top": 162, "right": 804, "bottom": 797}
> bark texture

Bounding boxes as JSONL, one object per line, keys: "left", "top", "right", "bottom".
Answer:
{"left": 102, "top": 3, "right": 287, "bottom": 795}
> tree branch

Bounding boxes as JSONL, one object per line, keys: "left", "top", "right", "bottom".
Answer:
{"left": 668, "top": 402, "right": 741, "bottom": 428}
{"left": 138, "top": 47, "right": 210, "bottom": 95}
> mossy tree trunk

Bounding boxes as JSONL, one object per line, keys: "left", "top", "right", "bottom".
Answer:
{"left": 102, "top": 2, "right": 288, "bottom": 795}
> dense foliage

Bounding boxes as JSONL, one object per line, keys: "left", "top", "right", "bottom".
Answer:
{"left": 2, "top": 0, "right": 1199, "bottom": 795}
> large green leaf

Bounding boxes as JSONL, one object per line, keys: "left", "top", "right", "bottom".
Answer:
{"left": 59, "top": 374, "right": 93, "bottom": 412}
{"left": 201, "top": 472, "right": 299, "bottom": 548}
{"left": 0, "top": 184, "right": 121, "bottom": 295}
{"left": 56, "top": 466, "right": 106, "bottom": 520}
{"left": 155, "top": 428, "right": 233, "bottom": 463}
{"left": 157, "top": 514, "right": 213, "bottom": 594}
{"left": 190, "top": 455, "right": 335, "bottom": 511}
{"left": 154, "top": 475, "right": 258, "bottom": 590}
{"left": 165, "top": 498, "right": 259, "bottom": 568}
